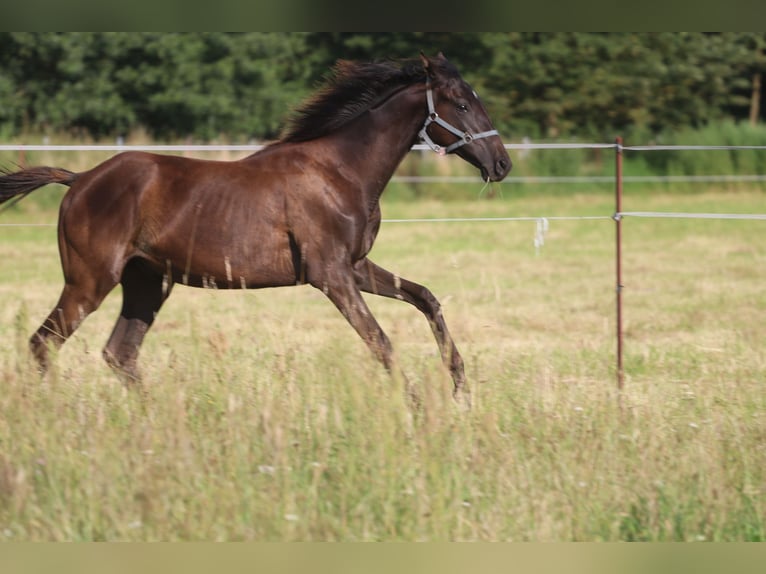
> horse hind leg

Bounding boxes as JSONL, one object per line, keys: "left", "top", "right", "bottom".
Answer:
{"left": 31, "top": 280, "right": 115, "bottom": 375}
{"left": 103, "top": 258, "right": 171, "bottom": 384}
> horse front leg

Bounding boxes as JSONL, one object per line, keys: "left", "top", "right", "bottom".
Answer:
{"left": 353, "top": 258, "right": 469, "bottom": 407}
{"left": 311, "top": 266, "right": 427, "bottom": 407}
{"left": 313, "top": 268, "right": 394, "bottom": 369}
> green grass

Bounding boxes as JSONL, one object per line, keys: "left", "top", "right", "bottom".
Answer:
{"left": 0, "top": 183, "right": 764, "bottom": 541}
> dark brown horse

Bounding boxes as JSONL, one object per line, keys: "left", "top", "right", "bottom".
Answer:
{"left": 0, "top": 53, "right": 510, "bottom": 403}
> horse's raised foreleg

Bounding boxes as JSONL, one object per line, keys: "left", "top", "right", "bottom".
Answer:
{"left": 353, "top": 258, "right": 468, "bottom": 404}
{"left": 313, "top": 266, "right": 427, "bottom": 406}
{"left": 102, "top": 258, "right": 171, "bottom": 383}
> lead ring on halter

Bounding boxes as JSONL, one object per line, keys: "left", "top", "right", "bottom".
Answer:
{"left": 418, "top": 77, "right": 499, "bottom": 155}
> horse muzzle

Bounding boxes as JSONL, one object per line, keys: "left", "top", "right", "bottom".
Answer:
{"left": 480, "top": 154, "right": 512, "bottom": 182}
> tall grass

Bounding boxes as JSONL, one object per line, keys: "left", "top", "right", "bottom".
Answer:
{"left": 0, "top": 186, "right": 764, "bottom": 541}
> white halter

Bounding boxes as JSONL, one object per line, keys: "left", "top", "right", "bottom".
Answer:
{"left": 418, "top": 77, "right": 500, "bottom": 155}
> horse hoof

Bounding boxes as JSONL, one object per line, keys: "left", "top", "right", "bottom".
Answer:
{"left": 453, "top": 387, "right": 472, "bottom": 411}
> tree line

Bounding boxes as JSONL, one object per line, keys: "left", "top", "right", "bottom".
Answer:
{"left": 0, "top": 32, "right": 763, "bottom": 142}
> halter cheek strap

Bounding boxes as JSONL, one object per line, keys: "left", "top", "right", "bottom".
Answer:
{"left": 418, "top": 78, "right": 499, "bottom": 155}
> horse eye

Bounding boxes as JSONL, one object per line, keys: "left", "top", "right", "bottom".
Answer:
{"left": 457, "top": 103, "right": 469, "bottom": 113}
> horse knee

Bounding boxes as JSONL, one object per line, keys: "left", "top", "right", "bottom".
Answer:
{"left": 413, "top": 285, "right": 441, "bottom": 317}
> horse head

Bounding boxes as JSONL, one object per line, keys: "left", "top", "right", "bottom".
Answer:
{"left": 419, "top": 52, "right": 511, "bottom": 182}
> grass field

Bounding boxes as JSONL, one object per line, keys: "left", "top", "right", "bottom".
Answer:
{"left": 0, "top": 177, "right": 764, "bottom": 541}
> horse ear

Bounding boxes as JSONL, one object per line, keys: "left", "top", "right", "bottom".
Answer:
{"left": 420, "top": 51, "right": 436, "bottom": 79}
{"left": 436, "top": 51, "right": 447, "bottom": 60}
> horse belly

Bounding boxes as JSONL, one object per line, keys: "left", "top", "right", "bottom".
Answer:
{"left": 147, "top": 228, "right": 297, "bottom": 290}
{"left": 123, "top": 155, "right": 300, "bottom": 289}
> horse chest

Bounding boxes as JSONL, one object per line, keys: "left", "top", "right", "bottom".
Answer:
{"left": 360, "top": 208, "right": 382, "bottom": 259}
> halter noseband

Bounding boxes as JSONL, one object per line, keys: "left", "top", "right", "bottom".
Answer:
{"left": 418, "top": 77, "right": 499, "bottom": 155}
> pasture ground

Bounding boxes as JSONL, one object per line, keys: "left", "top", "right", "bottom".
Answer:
{"left": 0, "top": 184, "right": 764, "bottom": 541}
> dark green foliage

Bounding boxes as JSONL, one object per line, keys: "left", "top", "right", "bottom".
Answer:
{"left": 0, "top": 32, "right": 312, "bottom": 141}
{"left": 0, "top": 33, "right": 764, "bottom": 142}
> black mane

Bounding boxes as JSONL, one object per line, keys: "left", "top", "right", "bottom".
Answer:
{"left": 279, "top": 59, "right": 428, "bottom": 143}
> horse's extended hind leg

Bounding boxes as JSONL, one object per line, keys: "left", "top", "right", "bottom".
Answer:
{"left": 31, "top": 279, "right": 117, "bottom": 374}
{"left": 103, "top": 258, "right": 171, "bottom": 383}
{"left": 353, "top": 258, "right": 469, "bottom": 404}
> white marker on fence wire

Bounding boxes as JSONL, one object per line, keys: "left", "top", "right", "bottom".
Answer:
{"left": 534, "top": 218, "right": 549, "bottom": 254}
{"left": 6, "top": 212, "right": 763, "bottom": 231}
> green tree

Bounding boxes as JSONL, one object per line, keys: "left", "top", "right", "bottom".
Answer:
{"left": 0, "top": 33, "right": 764, "bottom": 142}
{"left": 479, "top": 33, "right": 757, "bottom": 140}
{"left": 0, "top": 33, "right": 135, "bottom": 138}
{"left": 107, "top": 32, "right": 313, "bottom": 141}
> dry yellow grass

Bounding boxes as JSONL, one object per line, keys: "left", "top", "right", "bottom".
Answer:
{"left": 0, "top": 182, "right": 764, "bottom": 540}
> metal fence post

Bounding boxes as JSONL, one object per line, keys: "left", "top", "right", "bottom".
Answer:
{"left": 615, "top": 136, "right": 625, "bottom": 390}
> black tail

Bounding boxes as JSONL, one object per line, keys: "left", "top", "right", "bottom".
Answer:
{"left": 0, "top": 166, "right": 78, "bottom": 211}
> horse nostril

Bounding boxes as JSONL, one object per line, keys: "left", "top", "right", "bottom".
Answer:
{"left": 495, "top": 157, "right": 511, "bottom": 178}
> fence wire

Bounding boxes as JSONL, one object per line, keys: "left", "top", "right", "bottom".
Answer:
{"left": 3, "top": 142, "right": 766, "bottom": 152}
{"left": 2, "top": 143, "right": 765, "bottom": 230}
{"left": 2, "top": 141, "right": 766, "bottom": 390}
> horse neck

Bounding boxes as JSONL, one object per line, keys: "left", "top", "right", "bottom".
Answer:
{"left": 329, "top": 83, "right": 427, "bottom": 202}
